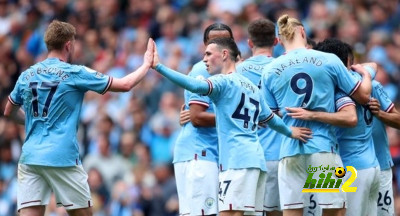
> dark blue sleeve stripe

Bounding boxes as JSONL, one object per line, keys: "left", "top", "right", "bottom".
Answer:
{"left": 337, "top": 102, "right": 355, "bottom": 111}
{"left": 188, "top": 100, "right": 210, "bottom": 108}
{"left": 101, "top": 76, "right": 113, "bottom": 95}
{"left": 8, "top": 96, "right": 21, "bottom": 106}
{"left": 349, "top": 81, "right": 361, "bottom": 96}
{"left": 385, "top": 103, "right": 394, "bottom": 112}
{"left": 206, "top": 79, "right": 213, "bottom": 96}
{"left": 259, "top": 113, "right": 274, "bottom": 124}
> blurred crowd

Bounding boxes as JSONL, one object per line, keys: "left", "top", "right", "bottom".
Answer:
{"left": 0, "top": 0, "right": 400, "bottom": 215}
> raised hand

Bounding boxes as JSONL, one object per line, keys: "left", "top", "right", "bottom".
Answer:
{"left": 152, "top": 40, "right": 160, "bottom": 69}
{"left": 290, "top": 126, "right": 312, "bottom": 143}
{"left": 144, "top": 38, "right": 154, "bottom": 68}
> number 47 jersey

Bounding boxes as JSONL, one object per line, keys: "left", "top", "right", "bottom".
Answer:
{"left": 260, "top": 48, "right": 361, "bottom": 158}
{"left": 205, "top": 72, "right": 269, "bottom": 172}
{"left": 8, "top": 58, "right": 112, "bottom": 167}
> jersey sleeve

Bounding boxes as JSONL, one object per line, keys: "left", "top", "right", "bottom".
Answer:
{"left": 260, "top": 73, "right": 279, "bottom": 111}
{"left": 188, "top": 71, "right": 211, "bottom": 108}
{"left": 73, "top": 66, "right": 112, "bottom": 94}
{"left": 206, "top": 74, "right": 228, "bottom": 101}
{"left": 372, "top": 81, "right": 394, "bottom": 112}
{"left": 188, "top": 93, "right": 211, "bottom": 108}
{"left": 259, "top": 97, "right": 292, "bottom": 138}
{"left": 334, "top": 90, "right": 355, "bottom": 111}
{"left": 327, "top": 55, "right": 361, "bottom": 96}
{"left": 364, "top": 65, "right": 376, "bottom": 80}
{"left": 8, "top": 75, "right": 24, "bottom": 106}
{"left": 259, "top": 96, "right": 274, "bottom": 124}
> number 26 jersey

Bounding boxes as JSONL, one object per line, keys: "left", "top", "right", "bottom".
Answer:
{"left": 9, "top": 58, "right": 112, "bottom": 167}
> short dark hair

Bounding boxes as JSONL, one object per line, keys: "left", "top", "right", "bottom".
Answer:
{"left": 203, "top": 23, "right": 234, "bottom": 44}
{"left": 306, "top": 37, "right": 317, "bottom": 48}
{"left": 44, "top": 20, "right": 76, "bottom": 51}
{"left": 248, "top": 18, "right": 276, "bottom": 47}
{"left": 315, "top": 38, "right": 354, "bottom": 66}
{"left": 207, "top": 37, "right": 240, "bottom": 62}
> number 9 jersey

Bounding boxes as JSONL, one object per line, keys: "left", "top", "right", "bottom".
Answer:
{"left": 8, "top": 58, "right": 112, "bottom": 167}
{"left": 260, "top": 48, "right": 360, "bottom": 158}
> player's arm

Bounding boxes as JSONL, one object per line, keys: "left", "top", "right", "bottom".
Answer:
{"left": 349, "top": 64, "right": 372, "bottom": 105}
{"left": 108, "top": 38, "right": 154, "bottom": 92}
{"left": 154, "top": 64, "right": 210, "bottom": 94}
{"left": 4, "top": 100, "right": 25, "bottom": 125}
{"left": 361, "top": 62, "right": 377, "bottom": 76}
{"left": 189, "top": 104, "right": 215, "bottom": 127}
{"left": 285, "top": 105, "right": 357, "bottom": 128}
{"left": 151, "top": 42, "right": 210, "bottom": 94}
{"left": 369, "top": 98, "right": 400, "bottom": 129}
{"left": 259, "top": 98, "right": 312, "bottom": 142}
{"left": 260, "top": 114, "right": 312, "bottom": 142}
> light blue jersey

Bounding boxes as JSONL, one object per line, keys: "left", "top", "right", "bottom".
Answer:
{"left": 155, "top": 64, "right": 293, "bottom": 171}
{"left": 9, "top": 58, "right": 112, "bottom": 167}
{"left": 173, "top": 61, "right": 218, "bottom": 163}
{"left": 372, "top": 80, "right": 394, "bottom": 170}
{"left": 335, "top": 88, "right": 379, "bottom": 170}
{"left": 261, "top": 48, "right": 360, "bottom": 159}
{"left": 206, "top": 72, "right": 269, "bottom": 171}
{"left": 237, "top": 55, "right": 282, "bottom": 161}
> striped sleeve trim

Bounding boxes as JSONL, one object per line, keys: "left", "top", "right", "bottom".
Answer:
{"left": 270, "top": 108, "right": 279, "bottom": 112}
{"left": 259, "top": 113, "right": 274, "bottom": 124}
{"left": 101, "top": 77, "right": 113, "bottom": 95}
{"left": 348, "top": 81, "right": 361, "bottom": 96}
{"left": 205, "top": 79, "right": 213, "bottom": 96}
{"left": 8, "top": 96, "right": 21, "bottom": 106}
{"left": 337, "top": 102, "right": 355, "bottom": 111}
{"left": 385, "top": 103, "right": 394, "bottom": 112}
{"left": 188, "top": 100, "right": 210, "bottom": 108}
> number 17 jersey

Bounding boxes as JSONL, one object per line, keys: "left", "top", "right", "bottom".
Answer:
{"left": 261, "top": 48, "right": 360, "bottom": 158}
{"left": 9, "top": 58, "right": 112, "bottom": 167}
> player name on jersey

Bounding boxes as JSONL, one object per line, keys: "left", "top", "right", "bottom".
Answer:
{"left": 239, "top": 64, "right": 265, "bottom": 72}
{"left": 239, "top": 80, "right": 257, "bottom": 93}
{"left": 273, "top": 56, "right": 323, "bottom": 76}
{"left": 24, "top": 67, "right": 70, "bottom": 81}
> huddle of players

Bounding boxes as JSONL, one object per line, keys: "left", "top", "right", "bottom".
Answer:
{"left": 150, "top": 14, "right": 400, "bottom": 216}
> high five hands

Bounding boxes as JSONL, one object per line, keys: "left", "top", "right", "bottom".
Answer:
{"left": 148, "top": 39, "right": 160, "bottom": 69}
{"left": 144, "top": 38, "right": 155, "bottom": 68}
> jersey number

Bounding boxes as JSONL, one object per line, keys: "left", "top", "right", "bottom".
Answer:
{"left": 29, "top": 81, "right": 59, "bottom": 117}
{"left": 290, "top": 72, "right": 313, "bottom": 107}
{"left": 219, "top": 180, "right": 231, "bottom": 197}
{"left": 232, "top": 93, "right": 259, "bottom": 130}
{"left": 378, "top": 190, "right": 392, "bottom": 206}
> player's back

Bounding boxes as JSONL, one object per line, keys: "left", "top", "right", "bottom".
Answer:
{"left": 371, "top": 80, "right": 394, "bottom": 170}
{"left": 11, "top": 58, "right": 111, "bottom": 167}
{"left": 237, "top": 55, "right": 272, "bottom": 87}
{"left": 173, "top": 61, "right": 218, "bottom": 164}
{"left": 237, "top": 55, "right": 282, "bottom": 161}
{"left": 207, "top": 72, "right": 266, "bottom": 171}
{"left": 335, "top": 88, "right": 378, "bottom": 170}
{"left": 262, "top": 48, "right": 360, "bottom": 158}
